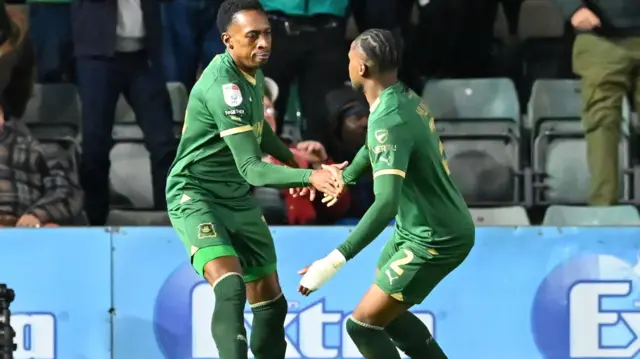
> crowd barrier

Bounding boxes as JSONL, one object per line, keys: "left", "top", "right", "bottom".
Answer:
{"left": 2, "top": 226, "right": 640, "bottom": 359}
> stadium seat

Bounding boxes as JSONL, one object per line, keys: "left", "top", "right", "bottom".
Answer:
{"left": 517, "top": 0, "right": 571, "bottom": 104}
{"left": 527, "top": 79, "right": 632, "bottom": 133}
{"left": 542, "top": 205, "right": 640, "bottom": 226}
{"left": 529, "top": 79, "right": 633, "bottom": 204}
{"left": 20, "top": 83, "right": 81, "bottom": 139}
{"left": 422, "top": 78, "right": 523, "bottom": 205}
{"left": 106, "top": 209, "right": 171, "bottom": 226}
{"left": 469, "top": 206, "right": 531, "bottom": 226}
{"left": 166, "top": 82, "right": 188, "bottom": 123}
{"left": 115, "top": 82, "right": 188, "bottom": 124}
{"left": 422, "top": 78, "right": 520, "bottom": 133}
{"left": 109, "top": 142, "right": 153, "bottom": 209}
{"left": 112, "top": 123, "right": 182, "bottom": 141}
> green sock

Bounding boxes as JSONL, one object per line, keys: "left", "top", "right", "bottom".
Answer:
{"left": 385, "top": 311, "right": 447, "bottom": 358}
{"left": 346, "top": 317, "right": 401, "bottom": 359}
{"left": 249, "top": 293, "right": 288, "bottom": 359}
{"left": 211, "top": 273, "right": 248, "bottom": 359}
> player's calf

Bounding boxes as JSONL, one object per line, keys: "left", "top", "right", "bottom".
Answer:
{"left": 246, "top": 272, "right": 288, "bottom": 359}
{"left": 204, "top": 257, "right": 249, "bottom": 359}
{"left": 385, "top": 311, "right": 447, "bottom": 359}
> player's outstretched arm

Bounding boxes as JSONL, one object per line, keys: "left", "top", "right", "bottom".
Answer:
{"left": 260, "top": 122, "right": 298, "bottom": 168}
{"left": 298, "top": 118, "right": 412, "bottom": 295}
{"left": 224, "top": 131, "right": 307, "bottom": 186}
{"left": 342, "top": 145, "right": 370, "bottom": 184}
{"left": 298, "top": 175, "right": 403, "bottom": 295}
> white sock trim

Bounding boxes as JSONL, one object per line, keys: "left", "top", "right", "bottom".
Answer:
{"left": 348, "top": 316, "right": 384, "bottom": 330}
{"left": 211, "top": 272, "right": 243, "bottom": 290}
{"left": 250, "top": 292, "right": 284, "bottom": 308}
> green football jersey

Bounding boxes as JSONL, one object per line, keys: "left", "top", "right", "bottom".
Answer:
{"left": 166, "top": 51, "right": 268, "bottom": 205}
{"left": 368, "top": 82, "right": 474, "bottom": 246}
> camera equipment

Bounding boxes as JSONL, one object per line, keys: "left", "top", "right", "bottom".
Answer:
{"left": 0, "top": 284, "right": 15, "bottom": 358}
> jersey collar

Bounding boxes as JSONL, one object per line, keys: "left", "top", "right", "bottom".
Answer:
{"left": 370, "top": 97, "right": 381, "bottom": 113}
{"left": 370, "top": 82, "right": 402, "bottom": 114}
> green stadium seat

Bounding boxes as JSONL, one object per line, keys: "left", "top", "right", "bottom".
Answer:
{"left": 470, "top": 206, "right": 531, "bottom": 226}
{"left": 166, "top": 82, "right": 188, "bottom": 123}
{"left": 20, "top": 83, "right": 81, "bottom": 139}
{"left": 106, "top": 210, "right": 170, "bottom": 226}
{"left": 422, "top": 78, "right": 523, "bottom": 206}
{"left": 527, "top": 79, "right": 631, "bottom": 134}
{"left": 542, "top": 205, "right": 640, "bottom": 226}
{"left": 110, "top": 143, "right": 153, "bottom": 209}
{"left": 533, "top": 137, "right": 628, "bottom": 203}
{"left": 422, "top": 78, "right": 520, "bottom": 134}
{"left": 529, "top": 79, "right": 633, "bottom": 204}
{"left": 116, "top": 82, "right": 188, "bottom": 124}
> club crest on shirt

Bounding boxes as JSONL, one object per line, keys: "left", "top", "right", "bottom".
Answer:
{"left": 375, "top": 129, "right": 388, "bottom": 143}
{"left": 198, "top": 223, "right": 217, "bottom": 239}
{"left": 222, "top": 83, "right": 243, "bottom": 107}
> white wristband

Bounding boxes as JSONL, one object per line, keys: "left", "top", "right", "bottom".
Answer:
{"left": 327, "top": 249, "right": 347, "bottom": 269}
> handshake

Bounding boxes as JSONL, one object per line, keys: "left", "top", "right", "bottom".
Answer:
{"left": 289, "top": 161, "right": 348, "bottom": 206}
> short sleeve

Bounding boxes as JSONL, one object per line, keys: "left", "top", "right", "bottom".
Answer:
{"left": 204, "top": 80, "right": 254, "bottom": 138}
{"left": 368, "top": 116, "right": 412, "bottom": 179}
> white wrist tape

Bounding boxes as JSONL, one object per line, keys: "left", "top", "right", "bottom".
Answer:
{"left": 299, "top": 250, "right": 346, "bottom": 291}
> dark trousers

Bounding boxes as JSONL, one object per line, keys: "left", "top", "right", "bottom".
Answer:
{"left": 29, "top": 3, "right": 75, "bottom": 83}
{"left": 76, "top": 51, "right": 177, "bottom": 225}
{"left": 261, "top": 15, "right": 348, "bottom": 142}
{"left": 161, "top": 0, "right": 225, "bottom": 90}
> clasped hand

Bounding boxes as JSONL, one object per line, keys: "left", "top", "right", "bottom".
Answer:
{"left": 289, "top": 161, "right": 348, "bottom": 203}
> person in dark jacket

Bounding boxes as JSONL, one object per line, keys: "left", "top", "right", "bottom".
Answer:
{"left": 324, "top": 86, "right": 372, "bottom": 217}
{"left": 71, "top": 0, "right": 178, "bottom": 225}
{"left": 555, "top": 0, "right": 640, "bottom": 205}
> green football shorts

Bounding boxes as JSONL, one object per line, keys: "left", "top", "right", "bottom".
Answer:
{"left": 375, "top": 230, "right": 473, "bottom": 304}
{"left": 168, "top": 197, "right": 277, "bottom": 282}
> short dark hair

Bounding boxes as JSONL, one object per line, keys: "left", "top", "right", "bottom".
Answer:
{"left": 354, "top": 29, "right": 403, "bottom": 74}
{"left": 216, "top": 0, "right": 266, "bottom": 34}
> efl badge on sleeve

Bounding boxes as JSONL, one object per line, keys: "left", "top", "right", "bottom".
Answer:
{"left": 222, "top": 83, "right": 243, "bottom": 107}
{"left": 198, "top": 223, "right": 217, "bottom": 239}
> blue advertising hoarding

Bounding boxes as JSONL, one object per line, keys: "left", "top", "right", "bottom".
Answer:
{"left": 0, "top": 228, "right": 112, "bottom": 359}
{"left": 2, "top": 226, "right": 640, "bottom": 358}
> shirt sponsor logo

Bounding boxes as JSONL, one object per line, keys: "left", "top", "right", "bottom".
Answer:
{"left": 224, "top": 109, "right": 245, "bottom": 116}
{"left": 222, "top": 83, "right": 243, "bottom": 107}
{"left": 372, "top": 144, "right": 396, "bottom": 154}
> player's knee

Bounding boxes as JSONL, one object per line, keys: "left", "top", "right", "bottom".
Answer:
{"left": 346, "top": 316, "right": 384, "bottom": 341}
{"left": 249, "top": 293, "right": 288, "bottom": 356}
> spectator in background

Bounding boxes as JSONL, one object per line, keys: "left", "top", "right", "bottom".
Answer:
{"left": 0, "top": 8, "right": 82, "bottom": 227}
{"left": 161, "top": 0, "right": 225, "bottom": 90}
{"left": 0, "top": 108, "right": 83, "bottom": 227}
{"left": 71, "top": 0, "right": 178, "bottom": 225}
{"left": 555, "top": 0, "right": 640, "bottom": 205}
{"left": 28, "top": 0, "right": 74, "bottom": 83}
{"left": 0, "top": 4, "right": 32, "bottom": 119}
{"left": 324, "top": 86, "right": 372, "bottom": 217}
{"left": 257, "top": 78, "right": 351, "bottom": 224}
{"left": 259, "top": 0, "right": 349, "bottom": 143}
